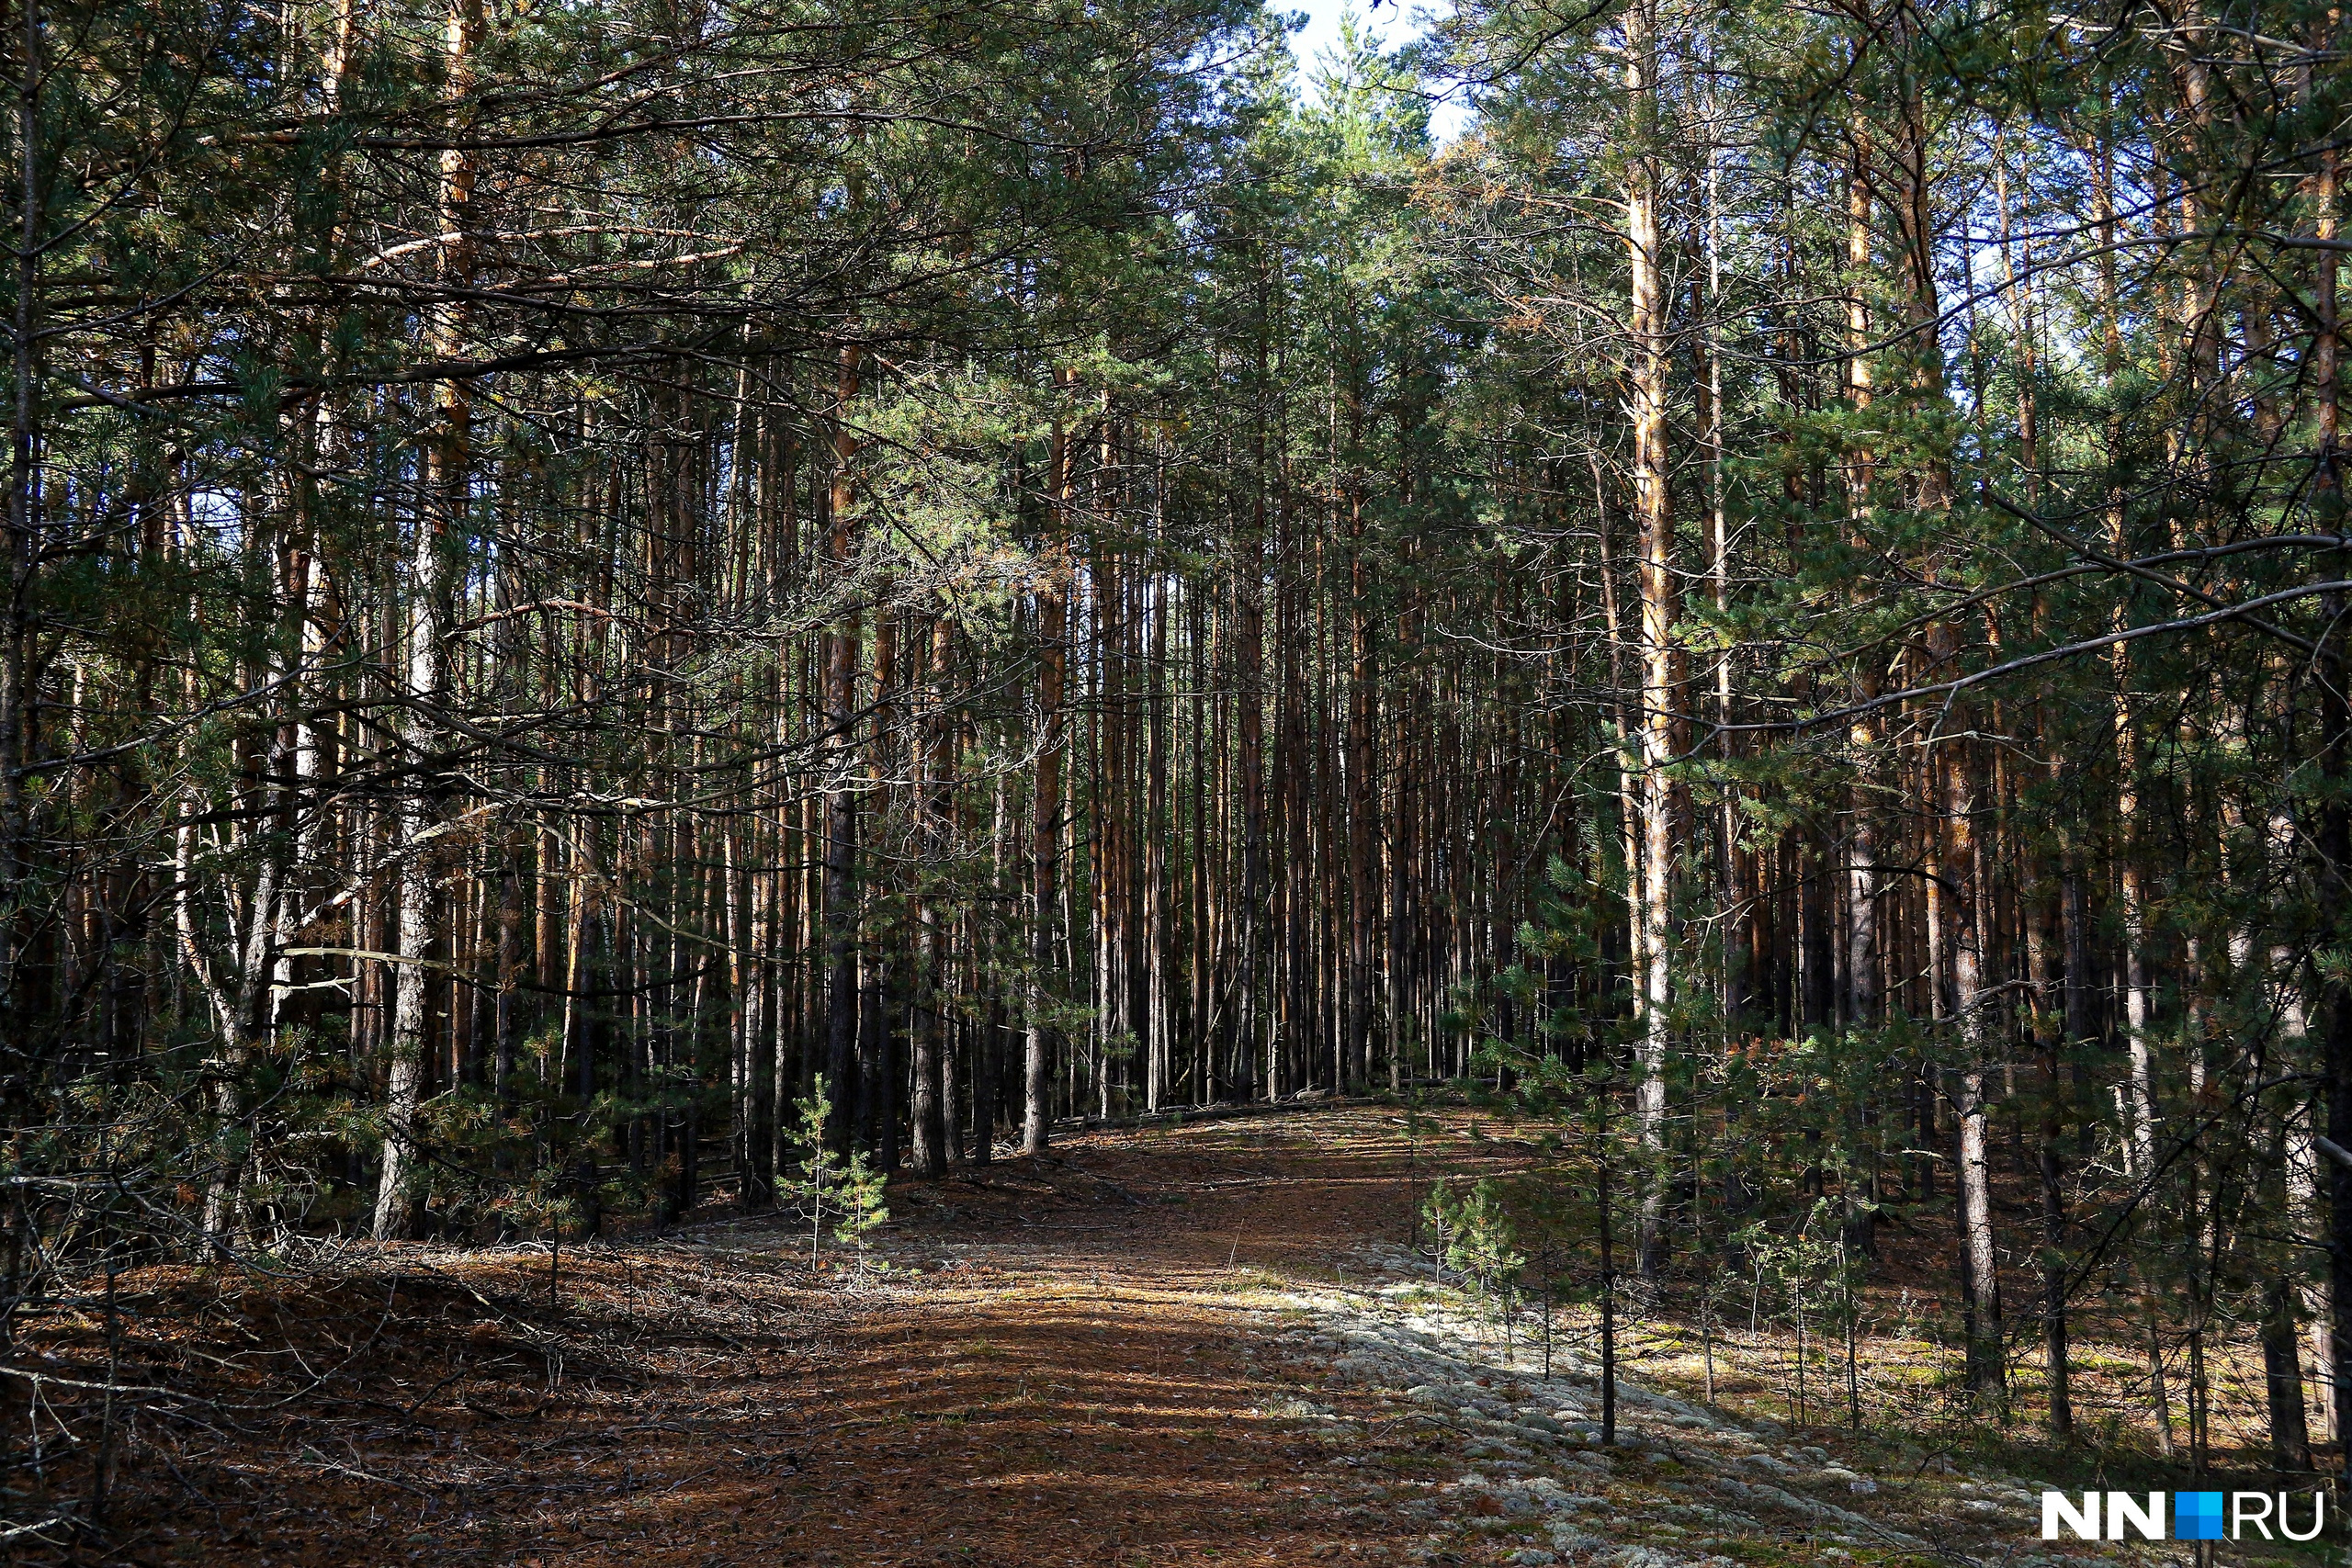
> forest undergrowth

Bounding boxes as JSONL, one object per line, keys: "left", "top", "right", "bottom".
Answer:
{"left": 12, "top": 1108, "right": 2320, "bottom": 1567}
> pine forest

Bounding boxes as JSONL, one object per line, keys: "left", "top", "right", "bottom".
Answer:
{"left": 3, "top": 0, "right": 2349, "bottom": 1557}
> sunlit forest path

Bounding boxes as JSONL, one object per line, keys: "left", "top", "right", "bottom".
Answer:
{"left": 97, "top": 1107, "right": 2204, "bottom": 1568}
{"left": 761, "top": 1105, "right": 1518, "bottom": 1568}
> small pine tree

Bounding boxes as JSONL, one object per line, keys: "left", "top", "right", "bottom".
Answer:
{"left": 786, "top": 1076, "right": 889, "bottom": 1271}
{"left": 832, "top": 1147, "right": 889, "bottom": 1275}
{"left": 1426, "top": 1178, "right": 1524, "bottom": 1310}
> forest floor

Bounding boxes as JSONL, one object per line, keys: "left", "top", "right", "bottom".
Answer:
{"left": 36, "top": 1106, "right": 2312, "bottom": 1567}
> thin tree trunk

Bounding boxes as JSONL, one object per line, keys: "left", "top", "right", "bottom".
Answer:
{"left": 822, "top": 343, "right": 863, "bottom": 1153}
{"left": 375, "top": 0, "right": 481, "bottom": 1237}
{"left": 1023, "top": 407, "right": 1071, "bottom": 1156}
{"left": 1625, "top": 0, "right": 1676, "bottom": 1280}
{"left": 2025, "top": 883, "right": 2071, "bottom": 1438}
{"left": 911, "top": 612, "right": 954, "bottom": 1177}
{"left": 1939, "top": 704, "right": 2003, "bottom": 1407}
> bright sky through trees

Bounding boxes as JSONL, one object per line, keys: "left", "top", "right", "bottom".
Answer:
{"left": 1286, "top": 0, "right": 1473, "bottom": 139}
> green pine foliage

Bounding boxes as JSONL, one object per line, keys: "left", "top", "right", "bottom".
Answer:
{"left": 786, "top": 1077, "right": 890, "bottom": 1271}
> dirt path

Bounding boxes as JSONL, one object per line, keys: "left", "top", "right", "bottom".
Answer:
{"left": 73, "top": 1109, "right": 2184, "bottom": 1568}
{"left": 747, "top": 1107, "right": 1516, "bottom": 1568}
{"left": 466, "top": 1108, "right": 2147, "bottom": 1568}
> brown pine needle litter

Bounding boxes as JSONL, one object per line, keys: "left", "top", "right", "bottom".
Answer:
{"left": 20, "top": 1110, "right": 2265, "bottom": 1567}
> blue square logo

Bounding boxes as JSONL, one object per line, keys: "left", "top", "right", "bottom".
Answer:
{"left": 2175, "top": 1492, "right": 2224, "bottom": 1541}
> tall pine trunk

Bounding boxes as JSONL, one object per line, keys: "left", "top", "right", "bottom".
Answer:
{"left": 374, "top": 0, "right": 481, "bottom": 1238}
{"left": 1625, "top": 0, "right": 1677, "bottom": 1280}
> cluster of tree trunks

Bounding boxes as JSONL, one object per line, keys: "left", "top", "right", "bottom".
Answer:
{"left": 2, "top": 0, "right": 2347, "bottom": 1493}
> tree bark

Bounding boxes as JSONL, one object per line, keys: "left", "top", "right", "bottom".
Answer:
{"left": 822, "top": 343, "right": 863, "bottom": 1155}
{"left": 1023, "top": 407, "right": 1071, "bottom": 1156}
{"left": 374, "top": 0, "right": 481, "bottom": 1238}
{"left": 911, "top": 612, "right": 954, "bottom": 1177}
{"left": 1625, "top": 0, "right": 1676, "bottom": 1281}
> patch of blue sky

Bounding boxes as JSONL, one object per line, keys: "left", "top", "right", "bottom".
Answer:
{"left": 1279, "top": 0, "right": 1474, "bottom": 143}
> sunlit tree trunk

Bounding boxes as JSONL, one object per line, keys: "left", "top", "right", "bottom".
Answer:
{"left": 375, "top": 0, "right": 481, "bottom": 1238}
{"left": 821, "top": 342, "right": 865, "bottom": 1155}
{"left": 1624, "top": 0, "right": 1677, "bottom": 1280}
{"left": 1023, "top": 402, "right": 1071, "bottom": 1155}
